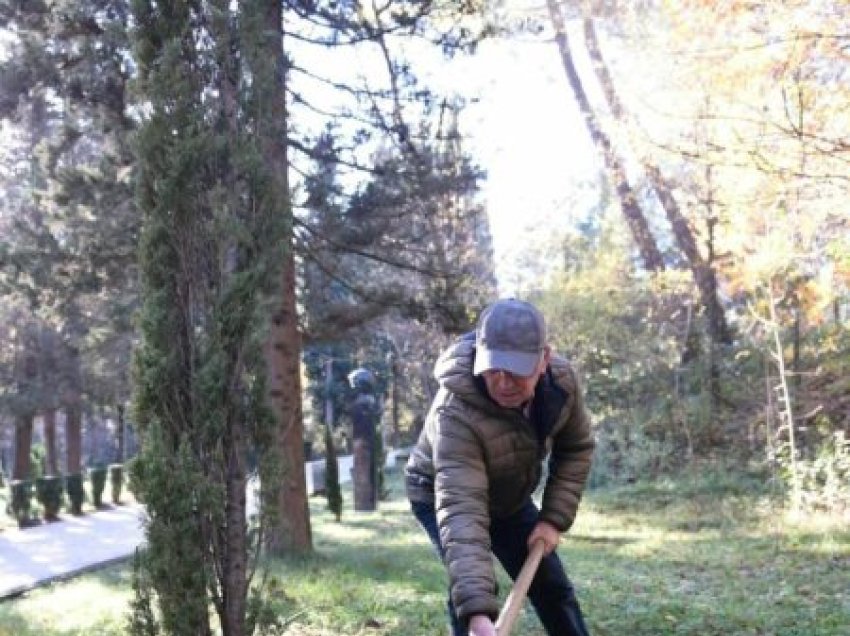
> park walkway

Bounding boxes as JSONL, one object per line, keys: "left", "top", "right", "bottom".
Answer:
{"left": 0, "top": 449, "right": 407, "bottom": 600}
{"left": 0, "top": 502, "right": 145, "bottom": 599}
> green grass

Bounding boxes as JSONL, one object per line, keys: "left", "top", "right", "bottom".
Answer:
{"left": 1, "top": 468, "right": 847, "bottom": 635}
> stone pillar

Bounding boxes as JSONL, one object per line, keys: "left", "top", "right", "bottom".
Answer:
{"left": 348, "top": 368, "right": 379, "bottom": 511}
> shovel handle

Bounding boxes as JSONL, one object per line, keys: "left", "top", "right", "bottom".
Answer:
{"left": 494, "top": 539, "right": 546, "bottom": 636}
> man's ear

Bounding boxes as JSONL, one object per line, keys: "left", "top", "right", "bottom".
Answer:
{"left": 542, "top": 346, "right": 552, "bottom": 368}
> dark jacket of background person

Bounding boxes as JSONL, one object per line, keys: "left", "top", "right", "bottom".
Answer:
{"left": 405, "top": 332, "right": 595, "bottom": 623}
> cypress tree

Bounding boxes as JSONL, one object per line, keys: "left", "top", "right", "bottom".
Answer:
{"left": 324, "top": 421, "right": 342, "bottom": 522}
{"left": 130, "top": 1, "right": 285, "bottom": 634}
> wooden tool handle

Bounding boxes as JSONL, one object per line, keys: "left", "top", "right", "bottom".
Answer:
{"left": 494, "top": 539, "right": 546, "bottom": 636}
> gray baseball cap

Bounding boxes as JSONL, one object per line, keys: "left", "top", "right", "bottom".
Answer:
{"left": 473, "top": 298, "right": 547, "bottom": 377}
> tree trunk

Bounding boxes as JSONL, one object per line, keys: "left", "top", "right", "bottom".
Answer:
{"left": 223, "top": 418, "right": 248, "bottom": 636}
{"left": 545, "top": 0, "right": 665, "bottom": 272}
{"left": 264, "top": 249, "right": 312, "bottom": 553}
{"left": 389, "top": 350, "right": 400, "bottom": 447}
{"left": 580, "top": 14, "right": 732, "bottom": 344}
{"left": 217, "top": 10, "right": 249, "bottom": 636}
{"left": 324, "top": 358, "right": 343, "bottom": 520}
{"left": 116, "top": 403, "right": 125, "bottom": 463}
{"left": 645, "top": 163, "right": 731, "bottom": 344}
{"left": 13, "top": 414, "right": 34, "bottom": 480}
{"left": 260, "top": 1, "right": 311, "bottom": 554}
{"left": 63, "top": 340, "right": 84, "bottom": 475}
{"left": 792, "top": 308, "right": 802, "bottom": 389}
{"left": 65, "top": 401, "right": 82, "bottom": 475}
{"left": 44, "top": 408, "right": 58, "bottom": 475}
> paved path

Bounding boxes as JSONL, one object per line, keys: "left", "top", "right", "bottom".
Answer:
{"left": 0, "top": 503, "right": 146, "bottom": 599}
{"left": 0, "top": 450, "right": 409, "bottom": 600}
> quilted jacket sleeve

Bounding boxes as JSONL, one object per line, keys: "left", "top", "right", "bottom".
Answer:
{"left": 539, "top": 365, "right": 595, "bottom": 531}
{"left": 433, "top": 400, "right": 500, "bottom": 625}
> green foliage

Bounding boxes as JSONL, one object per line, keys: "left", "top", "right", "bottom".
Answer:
{"left": 35, "top": 475, "right": 64, "bottom": 521}
{"left": 129, "top": 0, "right": 294, "bottom": 629}
{"left": 537, "top": 225, "right": 706, "bottom": 478}
{"left": 10, "top": 479, "right": 33, "bottom": 527}
{"left": 128, "top": 549, "right": 159, "bottom": 636}
{"left": 89, "top": 466, "right": 108, "bottom": 508}
{"left": 29, "top": 444, "right": 46, "bottom": 480}
{"left": 109, "top": 463, "right": 123, "bottom": 504}
{"left": 797, "top": 429, "right": 850, "bottom": 514}
{"left": 0, "top": 1, "right": 138, "bottom": 430}
{"left": 588, "top": 421, "right": 676, "bottom": 488}
{"left": 245, "top": 576, "right": 295, "bottom": 636}
{"left": 129, "top": 426, "right": 213, "bottom": 636}
{"left": 65, "top": 473, "right": 85, "bottom": 515}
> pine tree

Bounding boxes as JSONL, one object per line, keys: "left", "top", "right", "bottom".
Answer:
{"left": 0, "top": 0, "right": 138, "bottom": 490}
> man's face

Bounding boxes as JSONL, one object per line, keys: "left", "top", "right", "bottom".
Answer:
{"left": 480, "top": 347, "right": 550, "bottom": 409}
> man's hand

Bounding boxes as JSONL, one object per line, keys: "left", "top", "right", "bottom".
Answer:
{"left": 528, "top": 520, "right": 560, "bottom": 555}
{"left": 468, "top": 614, "right": 497, "bottom": 636}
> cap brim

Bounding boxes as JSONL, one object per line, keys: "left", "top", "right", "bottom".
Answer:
{"left": 474, "top": 348, "right": 541, "bottom": 377}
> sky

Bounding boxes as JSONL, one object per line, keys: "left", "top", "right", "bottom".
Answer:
{"left": 409, "top": 33, "right": 601, "bottom": 293}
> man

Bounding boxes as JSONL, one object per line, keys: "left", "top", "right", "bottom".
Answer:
{"left": 406, "top": 298, "right": 594, "bottom": 636}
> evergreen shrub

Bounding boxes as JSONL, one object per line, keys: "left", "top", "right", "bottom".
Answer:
{"left": 11, "top": 479, "right": 33, "bottom": 527}
{"left": 109, "top": 463, "right": 123, "bottom": 504}
{"left": 90, "top": 466, "right": 108, "bottom": 507}
{"left": 35, "top": 475, "right": 64, "bottom": 520}
{"left": 66, "top": 473, "right": 85, "bottom": 514}
{"left": 126, "top": 456, "right": 143, "bottom": 503}
{"left": 29, "top": 444, "right": 45, "bottom": 479}
{"left": 325, "top": 424, "right": 342, "bottom": 521}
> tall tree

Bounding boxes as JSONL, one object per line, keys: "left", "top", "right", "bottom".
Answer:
{"left": 0, "top": 0, "right": 138, "bottom": 486}
{"left": 130, "top": 0, "right": 292, "bottom": 633}
{"left": 260, "top": 0, "right": 309, "bottom": 554}
{"left": 544, "top": 0, "right": 665, "bottom": 273}
{"left": 575, "top": 3, "right": 731, "bottom": 344}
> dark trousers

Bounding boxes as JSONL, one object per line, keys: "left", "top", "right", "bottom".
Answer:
{"left": 411, "top": 499, "right": 590, "bottom": 636}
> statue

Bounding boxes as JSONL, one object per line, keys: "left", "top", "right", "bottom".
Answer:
{"left": 347, "top": 368, "right": 381, "bottom": 511}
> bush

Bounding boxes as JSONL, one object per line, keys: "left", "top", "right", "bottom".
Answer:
{"left": 90, "top": 466, "right": 108, "bottom": 508}
{"left": 66, "top": 473, "right": 85, "bottom": 514}
{"left": 109, "top": 463, "right": 123, "bottom": 504}
{"left": 588, "top": 417, "right": 676, "bottom": 488}
{"left": 29, "top": 444, "right": 46, "bottom": 480}
{"left": 798, "top": 430, "right": 850, "bottom": 514}
{"left": 35, "top": 475, "right": 64, "bottom": 521}
{"left": 10, "top": 479, "right": 33, "bottom": 527}
{"left": 126, "top": 456, "right": 144, "bottom": 503}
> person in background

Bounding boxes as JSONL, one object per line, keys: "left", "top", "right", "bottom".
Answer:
{"left": 406, "top": 298, "right": 595, "bottom": 636}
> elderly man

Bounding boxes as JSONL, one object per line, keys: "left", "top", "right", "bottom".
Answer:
{"left": 406, "top": 298, "right": 594, "bottom": 636}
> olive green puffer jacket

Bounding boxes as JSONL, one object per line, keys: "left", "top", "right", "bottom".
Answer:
{"left": 405, "top": 334, "right": 595, "bottom": 624}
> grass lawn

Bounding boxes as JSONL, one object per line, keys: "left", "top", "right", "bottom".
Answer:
{"left": 0, "top": 467, "right": 847, "bottom": 635}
